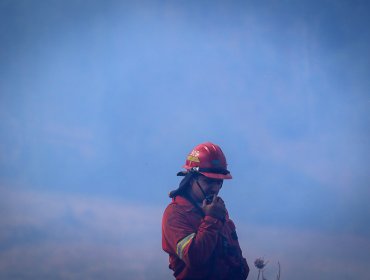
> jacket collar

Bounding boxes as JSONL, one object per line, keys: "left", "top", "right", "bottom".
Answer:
{"left": 172, "top": 195, "right": 204, "bottom": 215}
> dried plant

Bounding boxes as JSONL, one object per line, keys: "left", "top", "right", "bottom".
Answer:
{"left": 254, "top": 257, "right": 281, "bottom": 280}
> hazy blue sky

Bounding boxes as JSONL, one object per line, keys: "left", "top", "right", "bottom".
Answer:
{"left": 1, "top": 0, "right": 369, "bottom": 279}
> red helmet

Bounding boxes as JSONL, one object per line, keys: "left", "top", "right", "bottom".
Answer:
{"left": 181, "top": 142, "right": 232, "bottom": 179}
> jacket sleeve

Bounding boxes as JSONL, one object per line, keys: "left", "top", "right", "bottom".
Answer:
{"left": 163, "top": 204, "right": 223, "bottom": 268}
{"left": 225, "top": 219, "right": 250, "bottom": 280}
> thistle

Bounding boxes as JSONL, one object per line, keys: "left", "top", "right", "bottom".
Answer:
{"left": 254, "top": 257, "right": 280, "bottom": 280}
{"left": 254, "top": 257, "right": 268, "bottom": 280}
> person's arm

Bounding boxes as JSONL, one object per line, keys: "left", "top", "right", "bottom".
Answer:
{"left": 163, "top": 196, "right": 226, "bottom": 268}
{"left": 226, "top": 219, "right": 250, "bottom": 279}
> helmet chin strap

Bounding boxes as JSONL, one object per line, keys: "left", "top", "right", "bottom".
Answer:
{"left": 196, "top": 180, "right": 212, "bottom": 202}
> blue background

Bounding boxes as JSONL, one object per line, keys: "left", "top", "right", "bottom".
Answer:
{"left": 1, "top": 1, "right": 369, "bottom": 279}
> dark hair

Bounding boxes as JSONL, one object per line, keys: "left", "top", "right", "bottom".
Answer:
{"left": 168, "top": 171, "right": 199, "bottom": 198}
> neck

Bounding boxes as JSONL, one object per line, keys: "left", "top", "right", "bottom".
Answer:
{"left": 185, "top": 189, "right": 202, "bottom": 206}
{"left": 183, "top": 192, "right": 204, "bottom": 217}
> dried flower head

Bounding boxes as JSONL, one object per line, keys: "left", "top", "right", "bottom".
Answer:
{"left": 254, "top": 257, "right": 267, "bottom": 269}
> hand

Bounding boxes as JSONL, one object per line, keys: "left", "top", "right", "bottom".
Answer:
{"left": 202, "top": 195, "right": 226, "bottom": 221}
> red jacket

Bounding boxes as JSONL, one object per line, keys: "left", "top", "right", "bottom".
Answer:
{"left": 162, "top": 195, "right": 249, "bottom": 280}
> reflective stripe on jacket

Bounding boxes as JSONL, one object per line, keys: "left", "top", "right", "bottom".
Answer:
{"left": 162, "top": 195, "right": 249, "bottom": 280}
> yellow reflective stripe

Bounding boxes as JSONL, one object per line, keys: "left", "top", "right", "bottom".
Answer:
{"left": 187, "top": 155, "right": 200, "bottom": 162}
{"left": 176, "top": 233, "right": 195, "bottom": 259}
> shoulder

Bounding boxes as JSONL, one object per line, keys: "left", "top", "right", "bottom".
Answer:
{"left": 163, "top": 200, "right": 189, "bottom": 222}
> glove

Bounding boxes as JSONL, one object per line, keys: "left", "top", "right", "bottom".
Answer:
{"left": 201, "top": 195, "right": 226, "bottom": 221}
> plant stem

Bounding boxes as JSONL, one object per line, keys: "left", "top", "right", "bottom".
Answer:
{"left": 276, "top": 261, "right": 281, "bottom": 280}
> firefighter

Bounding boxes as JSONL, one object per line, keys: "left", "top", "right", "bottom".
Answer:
{"left": 162, "top": 142, "right": 249, "bottom": 279}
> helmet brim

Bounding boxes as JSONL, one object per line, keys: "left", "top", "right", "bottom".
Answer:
{"left": 200, "top": 171, "right": 232, "bottom": 180}
{"left": 177, "top": 170, "right": 232, "bottom": 179}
